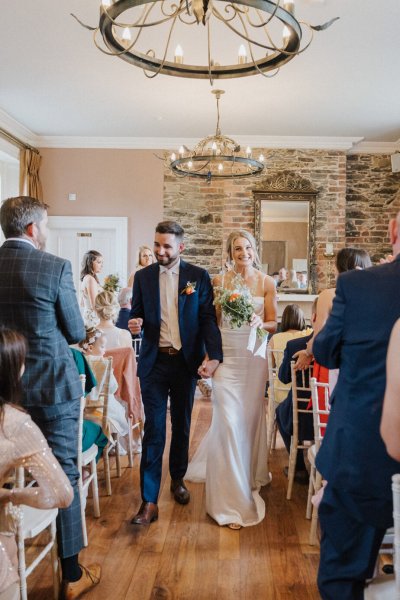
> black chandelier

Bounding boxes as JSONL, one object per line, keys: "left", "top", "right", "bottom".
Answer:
{"left": 72, "top": 0, "right": 338, "bottom": 84}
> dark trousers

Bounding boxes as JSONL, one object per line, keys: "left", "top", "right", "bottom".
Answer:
{"left": 318, "top": 485, "right": 386, "bottom": 600}
{"left": 27, "top": 398, "right": 83, "bottom": 559}
{"left": 139, "top": 352, "right": 197, "bottom": 503}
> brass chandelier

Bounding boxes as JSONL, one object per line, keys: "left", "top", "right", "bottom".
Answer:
{"left": 168, "top": 89, "right": 264, "bottom": 181}
{"left": 72, "top": 0, "right": 338, "bottom": 83}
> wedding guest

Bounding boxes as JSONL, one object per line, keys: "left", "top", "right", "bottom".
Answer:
{"left": 271, "top": 272, "right": 280, "bottom": 287}
{"left": 0, "top": 329, "right": 74, "bottom": 600}
{"left": 115, "top": 287, "right": 133, "bottom": 331}
{"left": 0, "top": 196, "right": 100, "bottom": 598}
{"left": 186, "top": 230, "right": 277, "bottom": 529}
{"left": 80, "top": 250, "right": 103, "bottom": 327}
{"left": 80, "top": 328, "right": 130, "bottom": 454}
{"left": 268, "top": 304, "right": 312, "bottom": 404}
{"left": 298, "top": 272, "right": 308, "bottom": 289}
{"left": 276, "top": 298, "right": 318, "bottom": 479}
{"left": 128, "top": 221, "right": 222, "bottom": 525}
{"left": 280, "top": 269, "right": 300, "bottom": 289}
{"left": 312, "top": 215, "right": 400, "bottom": 599}
{"left": 381, "top": 318, "right": 400, "bottom": 461}
{"left": 95, "top": 290, "right": 132, "bottom": 348}
{"left": 277, "top": 267, "right": 287, "bottom": 287}
{"left": 127, "top": 245, "right": 155, "bottom": 288}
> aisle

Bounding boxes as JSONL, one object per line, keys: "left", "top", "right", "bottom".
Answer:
{"left": 27, "top": 394, "right": 320, "bottom": 600}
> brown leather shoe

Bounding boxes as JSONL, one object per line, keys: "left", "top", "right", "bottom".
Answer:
{"left": 61, "top": 563, "right": 101, "bottom": 599}
{"left": 131, "top": 501, "right": 158, "bottom": 525}
{"left": 170, "top": 479, "right": 190, "bottom": 505}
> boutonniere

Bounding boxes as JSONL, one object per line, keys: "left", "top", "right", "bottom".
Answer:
{"left": 181, "top": 281, "right": 197, "bottom": 295}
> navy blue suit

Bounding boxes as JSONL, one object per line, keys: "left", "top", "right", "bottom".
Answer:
{"left": 276, "top": 334, "right": 314, "bottom": 471}
{"left": 131, "top": 260, "right": 222, "bottom": 502}
{"left": 313, "top": 258, "right": 400, "bottom": 600}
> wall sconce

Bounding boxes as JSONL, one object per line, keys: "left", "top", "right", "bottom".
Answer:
{"left": 323, "top": 242, "right": 335, "bottom": 258}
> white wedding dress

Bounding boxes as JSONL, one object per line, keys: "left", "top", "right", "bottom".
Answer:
{"left": 186, "top": 296, "right": 271, "bottom": 527}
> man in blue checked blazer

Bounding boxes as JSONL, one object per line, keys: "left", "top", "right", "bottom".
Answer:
{"left": 0, "top": 197, "right": 101, "bottom": 599}
{"left": 129, "top": 221, "right": 223, "bottom": 525}
{"left": 312, "top": 212, "right": 400, "bottom": 600}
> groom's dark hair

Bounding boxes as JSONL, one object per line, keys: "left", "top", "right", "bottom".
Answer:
{"left": 155, "top": 221, "right": 184, "bottom": 241}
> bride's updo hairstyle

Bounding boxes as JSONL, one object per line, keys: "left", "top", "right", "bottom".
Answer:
{"left": 80, "top": 250, "right": 102, "bottom": 283}
{"left": 0, "top": 328, "right": 27, "bottom": 424}
{"left": 94, "top": 290, "right": 119, "bottom": 323}
{"left": 226, "top": 230, "right": 262, "bottom": 270}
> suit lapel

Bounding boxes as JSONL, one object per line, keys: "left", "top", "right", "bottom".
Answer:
{"left": 178, "top": 260, "right": 190, "bottom": 316}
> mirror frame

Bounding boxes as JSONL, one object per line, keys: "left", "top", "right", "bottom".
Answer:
{"left": 253, "top": 172, "right": 318, "bottom": 294}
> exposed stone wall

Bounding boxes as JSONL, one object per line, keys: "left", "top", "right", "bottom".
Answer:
{"left": 346, "top": 154, "right": 400, "bottom": 262}
{"left": 164, "top": 150, "right": 400, "bottom": 290}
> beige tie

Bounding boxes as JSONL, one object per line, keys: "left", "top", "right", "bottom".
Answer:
{"left": 165, "top": 270, "right": 182, "bottom": 350}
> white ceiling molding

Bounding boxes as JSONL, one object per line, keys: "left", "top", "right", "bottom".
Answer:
{"left": 0, "top": 108, "right": 38, "bottom": 148}
{"left": 36, "top": 134, "right": 363, "bottom": 151}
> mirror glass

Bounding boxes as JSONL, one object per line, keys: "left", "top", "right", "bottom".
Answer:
{"left": 260, "top": 200, "right": 309, "bottom": 292}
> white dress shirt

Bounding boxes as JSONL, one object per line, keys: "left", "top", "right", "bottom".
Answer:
{"left": 159, "top": 261, "right": 182, "bottom": 350}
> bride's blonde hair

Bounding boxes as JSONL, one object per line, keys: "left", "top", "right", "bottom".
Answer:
{"left": 226, "top": 230, "right": 262, "bottom": 270}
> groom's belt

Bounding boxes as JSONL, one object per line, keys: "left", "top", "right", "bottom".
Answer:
{"left": 158, "top": 346, "right": 181, "bottom": 355}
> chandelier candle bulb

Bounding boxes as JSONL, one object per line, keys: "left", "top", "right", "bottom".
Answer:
{"left": 174, "top": 45, "right": 184, "bottom": 64}
{"left": 218, "top": 163, "right": 223, "bottom": 172}
{"left": 178, "top": 146, "right": 184, "bottom": 156}
{"left": 246, "top": 146, "right": 252, "bottom": 157}
{"left": 283, "top": 25, "right": 291, "bottom": 43}
{"left": 259, "top": 154, "right": 265, "bottom": 162}
{"left": 101, "top": 0, "right": 111, "bottom": 6}
{"left": 238, "top": 44, "right": 247, "bottom": 64}
{"left": 187, "top": 160, "right": 193, "bottom": 168}
{"left": 283, "top": 0, "right": 295, "bottom": 15}
{"left": 212, "top": 142, "right": 217, "bottom": 156}
{"left": 170, "top": 152, "right": 176, "bottom": 162}
{"left": 122, "top": 27, "right": 131, "bottom": 40}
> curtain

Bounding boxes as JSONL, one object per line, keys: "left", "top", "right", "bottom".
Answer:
{"left": 19, "top": 148, "right": 43, "bottom": 200}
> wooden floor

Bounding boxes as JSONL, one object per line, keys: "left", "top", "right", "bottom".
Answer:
{"left": 27, "top": 394, "right": 320, "bottom": 600}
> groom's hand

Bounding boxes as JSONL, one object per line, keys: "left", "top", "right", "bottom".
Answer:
{"left": 198, "top": 359, "right": 220, "bottom": 379}
{"left": 128, "top": 318, "right": 143, "bottom": 335}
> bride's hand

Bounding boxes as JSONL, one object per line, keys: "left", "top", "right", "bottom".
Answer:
{"left": 249, "top": 313, "right": 263, "bottom": 329}
{"left": 198, "top": 359, "right": 220, "bottom": 378}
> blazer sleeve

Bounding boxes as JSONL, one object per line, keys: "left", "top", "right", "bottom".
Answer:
{"left": 278, "top": 346, "right": 292, "bottom": 384}
{"left": 198, "top": 270, "right": 223, "bottom": 362}
{"left": 313, "top": 276, "right": 346, "bottom": 369}
{"left": 55, "top": 260, "right": 85, "bottom": 344}
{"left": 130, "top": 271, "right": 144, "bottom": 321}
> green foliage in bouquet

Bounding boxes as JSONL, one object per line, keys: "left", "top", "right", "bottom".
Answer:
{"left": 103, "top": 273, "right": 120, "bottom": 293}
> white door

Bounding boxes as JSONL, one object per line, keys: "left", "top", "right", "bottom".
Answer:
{"left": 47, "top": 216, "right": 128, "bottom": 294}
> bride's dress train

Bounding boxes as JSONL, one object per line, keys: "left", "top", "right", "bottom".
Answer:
{"left": 186, "top": 297, "right": 270, "bottom": 527}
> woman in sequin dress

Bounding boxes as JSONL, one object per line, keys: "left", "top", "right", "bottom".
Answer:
{"left": 0, "top": 329, "right": 73, "bottom": 599}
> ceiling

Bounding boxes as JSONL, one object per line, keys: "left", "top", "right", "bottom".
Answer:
{"left": 0, "top": 0, "right": 399, "bottom": 150}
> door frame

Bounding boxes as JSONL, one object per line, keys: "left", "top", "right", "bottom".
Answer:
{"left": 47, "top": 216, "right": 128, "bottom": 282}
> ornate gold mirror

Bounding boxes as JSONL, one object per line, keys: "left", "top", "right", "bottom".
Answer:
{"left": 254, "top": 172, "right": 317, "bottom": 294}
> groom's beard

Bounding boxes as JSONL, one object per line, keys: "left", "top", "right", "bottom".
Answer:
{"left": 156, "top": 253, "right": 179, "bottom": 267}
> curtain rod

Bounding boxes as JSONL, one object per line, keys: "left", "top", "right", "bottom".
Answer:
{"left": 0, "top": 128, "right": 39, "bottom": 154}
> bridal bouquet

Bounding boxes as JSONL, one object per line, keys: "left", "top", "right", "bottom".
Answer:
{"left": 103, "top": 273, "right": 120, "bottom": 293}
{"left": 213, "top": 273, "right": 266, "bottom": 340}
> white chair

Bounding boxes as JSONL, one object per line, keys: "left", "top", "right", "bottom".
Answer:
{"left": 85, "top": 356, "right": 118, "bottom": 496}
{"left": 266, "top": 346, "right": 287, "bottom": 454}
{"left": 15, "top": 467, "right": 60, "bottom": 600}
{"left": 307, "top": 377, "right": 330, "bottom": 545}
{"left": 132, "top": 337, "right": 142, "bottom": 360}
{"left": 286, "top": 362, "right": 313, "bottom": 500}
{"left": 364, "top": 474, "right": 400, "bottom": 599}
{"left": 77, "top": 375, "right": 101, "bottom": 548}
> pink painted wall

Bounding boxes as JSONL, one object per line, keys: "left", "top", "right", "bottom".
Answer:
{"left": 39, "top": 148, "right": 164, "bottom": 273}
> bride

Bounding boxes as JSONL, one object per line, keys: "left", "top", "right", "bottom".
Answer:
{"left": 186, "top": 230, "right": 277, "bottom": 529}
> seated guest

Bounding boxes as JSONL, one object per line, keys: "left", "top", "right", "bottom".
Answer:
{"left": 95, "top": 290, "right": 132, "bottom": 348}
{"left": 381, "top": 318, "right": 400, "bottom": 461}
{"left": 275, "top": 299, "right": 318, "bottom": 479}
{"left": 115, "top": 287, "right": 132, "bottom": 332}
{"left": 271, "top": 272, "right": 280, "bottom": 287}
{"left": 268, "top": 304, "right": 312, "bottom": 404}
{"left": 80, "top": 328, "right": 130, "bottom": 454}
{"left": 280, "top": 269, "right": 300, "bottom": 289}
{"left": 0, "top": 329, "right": 73, "bottom": 600}
{"left": 277, "top": 267, "right": 287, "bottom": 288}
{"left": 298, "top": 272, "right": 308, "bottom": 289}
{"left": 70, "top": 346, "right": 108, "bottom": 464}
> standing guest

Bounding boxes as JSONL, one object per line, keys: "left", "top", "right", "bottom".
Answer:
{"left": 127, "top": 245, "right": 155, "bottom": 288}
{"left": 312, "top": 214, "right": 400, "bottom": 600}
{"left": 0, "top": 329, "right": 74, "bottom": 600}
{"left": 128, "top": 221, "right": 222, "bottom": 525}
{"left": 80, "top": 250, "right": 103, "bottom": 327}
{"left": 381, "top": 318, "right": 400, "bottom": 461}
{"left": 277, "top": 267, "right": 287, "bottom": 287}
{"left": 115, "top": 287, "right": 133, "bottom": 331}
{"left": 0, "top": 196, "right": 101, "bottom": 599}
{"left": 95, "top": 290, "right": 132, "bottom": 348}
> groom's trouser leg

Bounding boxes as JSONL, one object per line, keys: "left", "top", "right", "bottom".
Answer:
{"left": 169, "top": 356, "right": 197, "bottom": 480}
{"left": 139, "top": 357, "right": 170, "bottom": 503}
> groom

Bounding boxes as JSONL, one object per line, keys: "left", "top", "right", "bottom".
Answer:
{"left": 128, "top": 221, "right": 223, "bottom": 524}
